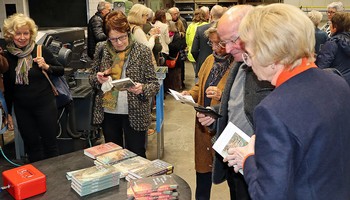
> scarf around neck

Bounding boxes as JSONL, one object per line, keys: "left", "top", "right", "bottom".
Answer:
{"left": 7, "top": 41, "right": 35, "bottom": 85}
{"left": 209, "top": 52, "right": 233, "bottom": 86}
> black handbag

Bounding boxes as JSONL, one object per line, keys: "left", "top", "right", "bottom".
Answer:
{"left": 38, "top": 45, "right": 72, "bottom": 108}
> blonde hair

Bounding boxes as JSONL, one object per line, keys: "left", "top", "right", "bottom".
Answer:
{"left": 308, "top": 10, "right": 323, "bottom": 27}
{"left": 127, "top": 4, "right": 149, "bottom": 25}
{"left": 3, "top": 13, "right": 38, "bottom": 43}
{"left": 239, "top": 3, "right": 315, "bottom": 69}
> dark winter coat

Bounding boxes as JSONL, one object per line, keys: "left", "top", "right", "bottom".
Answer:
{"left": 87, "top": 12, "right": 107, "bottom": 59}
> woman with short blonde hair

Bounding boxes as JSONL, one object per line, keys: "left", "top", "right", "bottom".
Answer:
{"left": 227, "top": 3, "right": 350, "bottom": 199}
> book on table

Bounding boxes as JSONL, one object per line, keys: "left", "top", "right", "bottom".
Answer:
{"left": 111, "top": 156, "right": 152, "bottom": 178}
{"left": 84, "top": 142, "right": 122, "bottom": 159}
{"left": 127, "top": 159, "right": 174, "bottom": 180}
{"left": 212, "top": 122, "right": 251, "bottom": 174}
{"left": 127, "top": 175, "right": 179, "bottom": 199}
{"left": 95, "top": 148, "right": 137, "bottom": 165}
{"left": 111, "top": 77, "right": 136, "bottom": 91}
{"left": 168, "top": 88, "right": 222, "bottom": 119}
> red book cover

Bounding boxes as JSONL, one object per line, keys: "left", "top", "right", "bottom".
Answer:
{"left": 84, "top": 142, "right": 122, "bottom": 159}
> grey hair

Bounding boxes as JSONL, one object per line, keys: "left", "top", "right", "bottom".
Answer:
{"left": 210, "top": 5, "right": 224, "bottom": 21}
{"left": 97, "top": 1, "right": 110, "bottom": 12}
{"left": 327, "top": 1, "right": 344, "bottom": 12}
{"left": 308, "top": 10, "right": 323, "bottom": 27}
{"left": 204, "top": 21, "right": 218, "bottom": 38}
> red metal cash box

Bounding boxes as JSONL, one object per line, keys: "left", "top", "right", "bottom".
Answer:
{"left": 2, "top": 164, "right": 46, "bottom": 199}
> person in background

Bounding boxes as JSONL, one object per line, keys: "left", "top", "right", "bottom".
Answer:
{"left": 197, "top": 5, "right": 274, "bottom": 200}
{"left": 228, "top": 4, "right": 350, "bottom": 199}
{"left": 168, "top": 7, "right": 187, "bottom": 88}
{"left": 200, "top": 6, "right": 210, "bottom": 22}
{"left": 0, "top": 50, "right": 9, "bottom": 73}
{"left": 181, "top": 24, "right": 232, "bottom": 200}
{"left": 2, "top": 13, "right": 63, "bottom": 162}
{"left": 316, "top": 12, "right": 350, "bottom": 86}
{"left": 143, "top": 8, "right": 162, "bottom": 65}
{"left": 89, "top": 11, "right": 159, "bottom": 158}
{"left": 192, "top": 5, "right": 225, "bottom": 83}
{"left": 186, "top": 9, "right": 208, "bottom": 81}
{"left": 87, "top": 1, "right": 111, "bottom": 59}
{"left": 321, "top": 1, "right": 344, "bottom": 37}
{"left": 153, "top": 9, "right": 171, "bottom": 65}
{"left": 308, "top": 10, "right": 328, "bottom": 55}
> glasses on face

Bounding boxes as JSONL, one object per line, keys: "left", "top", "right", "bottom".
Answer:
{"left": 14, "top": 31, "right": 30, "bottom": 39}
{"left": 327, "top": 10, "right": 336, "bottom": 15}
{"left": 108, "top": 34, "right": 128, "bottom": 43}
{"left": 242, "top": 52, "right": 253, "bottom": 66}
{"left": 207, "top": 41, "right": 221, "bottom": 49}
{"left": 218, "top": 35, "right": 240, "bottom": 48}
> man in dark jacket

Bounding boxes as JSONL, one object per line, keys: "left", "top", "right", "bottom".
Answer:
{"left": 87, "top": 1, "right": 111, "bottom": 59}
{"left": 191, "top": 5, "right": 224, "bottom": 82}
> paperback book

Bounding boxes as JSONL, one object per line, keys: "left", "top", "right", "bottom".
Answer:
{"left": 127, "top": 159, "right": 174, "bottom": 180}
{"left": 212, "top": 122, "right": 251, "bottom": 174}
{"left": 70, "top": 164, "right": 121, "bottom": 186}
{"left": 112, "top": 156, "right": 152, "bottom": 178}
{"left": 111, "top": 77, "right": 136, "bottom": 91}
{"left": 84, "top": 142, "right": 122, "bottom": 159}
{"left": 96, "top": 148, "right": 137, "bottom": 165}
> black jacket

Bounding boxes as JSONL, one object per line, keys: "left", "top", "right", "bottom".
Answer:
{"left": 87, "top": 12, "right": 107, "bottom": 59}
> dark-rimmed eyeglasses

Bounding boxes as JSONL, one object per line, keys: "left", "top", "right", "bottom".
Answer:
{"left": 108, "top": 34, "right": 128, "bottom": 43}
{"left": 242, "top": 52, "right": 253, "bottom": 66}
{"left": 207, "top": 41, "right": 221, "bottom": 48}
{"left": 218, "top": 35, "right": 240, "bottom": 48}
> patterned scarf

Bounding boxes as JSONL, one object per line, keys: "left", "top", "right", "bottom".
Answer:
{"left": 102, "top": 37, "right": 134, "bottom": 110}
{"left": 209, "top": 52, "right": 233, "bottom": 86}
{"left": 7, "top": 41, "right": 35, "bottom": 85}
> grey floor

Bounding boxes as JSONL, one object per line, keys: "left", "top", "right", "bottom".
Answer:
{"left": 146, "top": 61, "right": 230, "bottom": 200}
{"left": 0, "top": 62, "right": 230, "bottom": 200}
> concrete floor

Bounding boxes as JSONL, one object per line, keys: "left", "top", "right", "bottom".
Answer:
{"left": 146, "top": 62, "right": 230, "bottom": 200}
{"left": 0, "top": 61, "right": 230, "bottom": 200}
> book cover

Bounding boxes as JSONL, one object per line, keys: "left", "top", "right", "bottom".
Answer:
{"left": 212, "top": 122, "right": 251, "bottom": 175}
{"left": 71, "top": 176, "right": 119, "bottom": 192}
{"left": 112, "top": 156, "right": 151, "bottom": 178}
{"left": 71, "top": 164, "right": 121, "bottom": 186}
{"left": 96, "top": 149, "right": 137, "bottom": 165}
{"left": 71, "top": 179, "right": 119, "bottom": 197}
{"left": 128, "top": 159, "right": 174, "bottom": 179}
{"left": 111, "top": 77, "right": 136, "bottom": 91}
{"left": 84, "top": 142, "right": 122, "bottom": 159}
{"left": 128, "top": 175, "right": 178, "bottom": 196}
{"left": 168, "top": 88, "right": 198, "bottom": 107}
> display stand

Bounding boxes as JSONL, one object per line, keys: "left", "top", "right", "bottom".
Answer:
{"left": 155, "top": 66, "right": 168, "bottom": 159}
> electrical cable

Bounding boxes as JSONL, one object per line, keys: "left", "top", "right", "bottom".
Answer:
{"left": 0, "top": 146, "right": 21, "bottom": 167}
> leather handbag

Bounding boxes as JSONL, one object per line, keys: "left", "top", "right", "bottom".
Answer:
{"left": 38, "top": 45, "right": 72, "bottom": 108}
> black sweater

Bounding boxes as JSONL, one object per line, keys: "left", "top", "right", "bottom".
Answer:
{"left": 3, "top": 44, "right": 64, "bottom": 113}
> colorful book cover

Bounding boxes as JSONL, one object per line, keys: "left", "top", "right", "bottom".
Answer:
{"left": 71, "top": 164, "right": 120, "bottom": 186}
{"left": 96, "top": 149, "right": 137, "bottom": 165}
{"left": 84, "top": 142, "right": 122, "bottom": 159}
{"left": 128, "top": 159, "right": 174, "bottom": 179}
{"left": 128, "top": 175, "right": 178, "bottom": 196}
{"left": 112, "top": 156, "right": 151, "bottom": 178}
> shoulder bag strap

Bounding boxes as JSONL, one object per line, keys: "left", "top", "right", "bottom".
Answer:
{"left": 38, "top": 45, "right": 58, "bottom": 96}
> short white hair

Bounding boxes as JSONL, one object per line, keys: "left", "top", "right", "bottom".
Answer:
{"left": 327, "top": 1, "right": 344, "bottom": 12}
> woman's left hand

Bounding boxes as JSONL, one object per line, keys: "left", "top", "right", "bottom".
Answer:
{"left": 206, "top": 86, "right": 222, "bottom": 101}
{"left": 224, "top": 135, "right": 256, "bottom": 173}
{"left": 33, "top": 56, "right": 49, "bottom": 70}
{"left": 128, "top": 82, "right": 143, "bottom": 95}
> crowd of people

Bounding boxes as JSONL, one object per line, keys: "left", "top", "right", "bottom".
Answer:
{"left": 1, "top": 1, "right": 350, "bottom": 199}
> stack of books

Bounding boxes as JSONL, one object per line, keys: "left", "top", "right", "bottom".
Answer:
{"left": 126, "top": 159, "right": 174, "bottom": 181}
{"left": 84, "top": 142, "right": 122, "bottom": 159}
{"left": 94, "top": 148, "right": 137, "bottom": 165}
{"left": 111, "top": 156, "right": 152, "bottom": 178}
{"left": 127, "top": 175, "right": 179, "bottom": 200}
{"left": 70, "top": 164, "right": 121, "bottom": 196}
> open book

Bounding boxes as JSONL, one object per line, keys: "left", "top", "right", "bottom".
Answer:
{"left": 168, "top": 88, "right": 222, "bottom": 119}
{"left": 111, "top": 78, "right": 136, "bottom": 91}
{"left": 213, "top": 122, "right": 251, "bottom": 174}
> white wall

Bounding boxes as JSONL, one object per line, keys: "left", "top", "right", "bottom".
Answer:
{"left": 284, "top": 0, "right": 350, "bottom": 10}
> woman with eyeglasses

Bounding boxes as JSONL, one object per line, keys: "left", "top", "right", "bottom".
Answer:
{"left": 316, "top": 12, "right": 350, "bottom": 86}
{"left": 226, "top": 4, "right": 350, "bottom": 199}
{"left": 181, "top": 24, "right": 233, "bottom": 200}
{"left": 89, "top": 11, "right": 160, "bottom": 158}
{"left": 321, "top": 1, "right": 344, "bottom": 37}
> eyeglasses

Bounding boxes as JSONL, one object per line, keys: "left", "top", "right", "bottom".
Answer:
{"left": 242, "top": 52, "right": 253, "bottom": 66}
{"left": 327, "top": 10, "right": 336, "bottom": 15}
{"left": 218, "top": 35, "right": 240, "bottom": 48}
{"left": 108, "top": 34, "right": 128, "bottom": 43}
{"left": 207, "top": 41, "right": 221, "bottom": 48}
